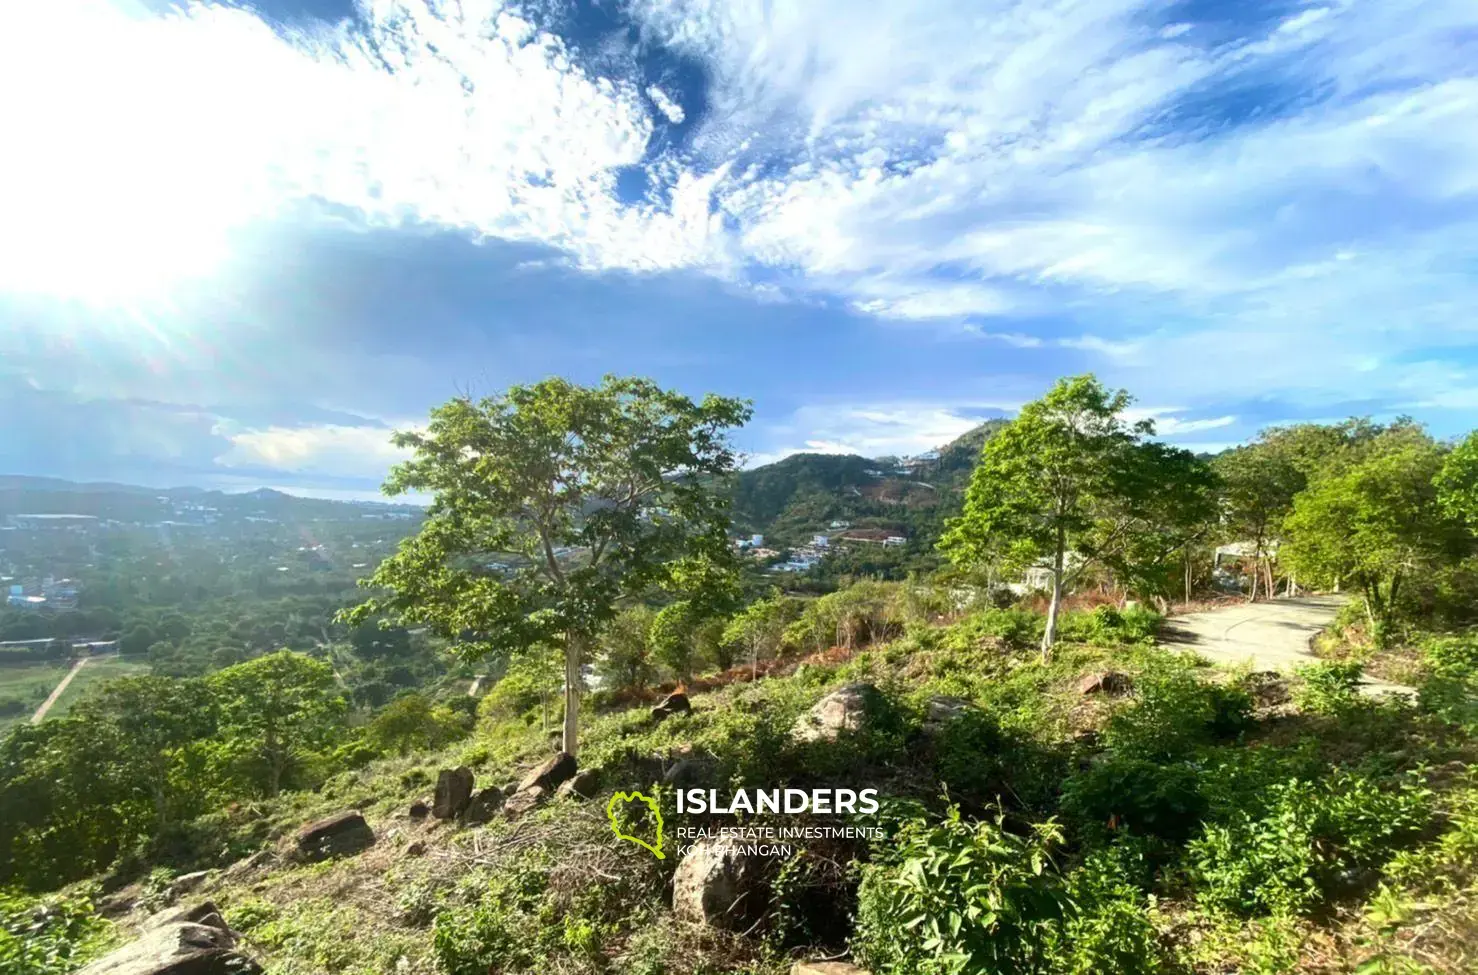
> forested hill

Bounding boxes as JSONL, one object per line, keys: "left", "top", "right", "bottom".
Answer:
{"left": 0, "top": 475, "right": 421, "bottom": 524}
{"left": 728, "top": 419, "right": 1008, "bottom": 546}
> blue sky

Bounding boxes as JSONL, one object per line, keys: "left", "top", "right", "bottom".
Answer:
{"left": 2, "top": 0, "right": 1476, "bottom": 499}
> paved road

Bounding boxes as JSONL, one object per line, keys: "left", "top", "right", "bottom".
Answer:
{"left": 31, "top": 657, "right": 89, "bottom": 724}
{"left": 1159, "top": 595, "right": 1413, "bottom": 698}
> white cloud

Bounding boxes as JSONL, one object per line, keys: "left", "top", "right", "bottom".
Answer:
{"left": 214, "top": 422, "right": 414, "bottom": 476}
{"left": 647, "top": 85, "right": 687, "bottom": 124}
{"left": 758, "top": 402, "right": 1010, "bottom": 462}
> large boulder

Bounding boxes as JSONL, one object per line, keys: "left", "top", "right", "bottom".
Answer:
{"left": 555, "top": 769, "right": 601, "bottom": 800}
{"left": 77, "top": 904, "right": 260, "bottom": 975}
{"left": 792, "top": 964, "right": 872, "bottom": 975}
{"left": 672, "top": 837, "right": 766, "bottom": 929}
{"left": 294, "top": 811, "right": 375, "bottom": 861}
{"left": 792, "top": 683, "right": 880, "bottom": 742}
{"left": 433, "top": 767, "right": 475, "bottom": 819}
{"left": 518, "top": 752, "right": 577, "bottom": 794}
{"left": 462, "top": 787, "right": 505, "bottom": 824}
{"left": 650, "top": 690, "right": 691, "bottom": 723}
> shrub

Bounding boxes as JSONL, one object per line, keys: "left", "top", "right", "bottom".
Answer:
{"left": 1059, "top": 843, "right": 1163, "bottom": 975}
{"left": 1102, "top": 662, "right": 1250, "bottom": 760}
{"left": 1056, "top": 605, "right": 1162, "bottom": 647}
{"left": 1294, "top": 661, "right": 1366, "bottom": 715}
{"left": 1188, "top": 773, "right": 1432, "bottom": 917}
{"left": 854, "top": 805, "right": 1069, "bottom": 974}
{"left": 1061, "top": 758, "right": 1208, "bottom": 843}
{"left": 1415, "top": 634, "right": 1478, "bottom": 730}
{"left": 0, "top": 888, "right": 112, "bottom": 975}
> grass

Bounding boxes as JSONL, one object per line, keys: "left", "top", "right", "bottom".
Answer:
{"left": 0, "top": 662, "right": 71, "bottom": 732}
{"left": 46, "top": 658, "right": 152, "bottom": 718}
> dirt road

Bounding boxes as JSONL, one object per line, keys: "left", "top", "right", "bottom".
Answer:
{"left": 1159, "top": 595, "right": 1413, "bottom": 698}
{"left": 31, "top": 657, "right": 89, "bottom": 724}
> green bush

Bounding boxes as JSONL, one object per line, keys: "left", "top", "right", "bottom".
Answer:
{"left": 1061, "top": 757, "right": 1208, "bottom": 843}
{"left": 0, "top": 888, "right": 112, "bottom": 975}
{"left": 1188, "top": 773, "right": 1433, "bottom": 917}
{"left": 1059, "top": 843, "right": 1163, "bottom": 975}
{"left": 854, "top": 805, "right": 1069, "bottom": 974}
{"left": 1294, "top": 661, "right": 1366, "bottom": 715}
{"left": 1102, "top": 662, "right": 1250, "bottom": 760}
{"left": 1056, "top": 605, "right": 1161, "bottom": 646}
{"left": 1416, "top": 634, "right": 1478, "bottom": 730}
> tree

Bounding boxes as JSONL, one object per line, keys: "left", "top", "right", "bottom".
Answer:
{"left": 599, "top": 605, "right": 656, "bottom": 693}
{"left": 343, "top": 376, "right": 751, "bottom": 756}
{"left": 1283, "top": 430, "right": 1460, "bottom": 645}
{"left": 71, "top": 676, "right": 216, "bottom": 831}
{"left": 722, "top": 593, "right": 801, "bottom": 680}
{"left": 367, "top": 693, "right": 467, "bottom": 756}
{"left": 1213, "top": 443, "right": 1304, "bottom": 600}
{"left": 941, "top": 375, "right": 1205, "bottom": 656}
{"left": 209, "top": 651, "right": 346, "bottom": 797}
{"left": 1436, "top": 430, "right": 1478, "bottom": 532}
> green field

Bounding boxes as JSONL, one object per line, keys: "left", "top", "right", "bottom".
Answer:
{"left": 0, "top": 662, "right": 71, "bottom": 733}
{"left": 0, "top": 658, "right": 153, "bottom": 733}
{"left": 47, "top": 658, "right": 152, "bottom": 719}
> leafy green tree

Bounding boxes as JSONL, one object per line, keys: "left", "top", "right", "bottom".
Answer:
{"left": 941, "top": 375, "right": 1207, "bottom": 655}
{"left": 71, "top": 676, "right": 216, "bottom": 831}
{"left": 208, "top": 651, "right": 346, "bottom": 797}
{"left": 367, "top": 693, "right": 467, "bottom": 756}
{"left": 1213, "top": 441, "right": 1304, "bottom": 599}
{"left": 650, "top": 600, "right": 701, "bottom": 684}
{"left": 344, "top": 376, "right": 750, "bottom": 755}
{"left": 721, "top": 593, "right": 800, "bottom": 679}
{"left": 1283, "top": 430, "right": 1460, "bottom": 644}
{"left": 1436, "top": 430, "right": 1478, "bottom": 531}
{"left": 481, "top": 643, "right": 565, "bottom": 734}
{"left": 599, "top": 605, "right": 656, "bottom": 693}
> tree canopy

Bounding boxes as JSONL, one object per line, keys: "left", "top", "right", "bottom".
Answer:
{"left": 343, "top": 375, "right": 751, "bottom": 754}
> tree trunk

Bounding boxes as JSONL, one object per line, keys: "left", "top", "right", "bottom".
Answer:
{"left": 1041, "top": 533, "right": 1066, "bottom": 661}
{"left": 562, "top": 635, "right": 582, "bottom": 756}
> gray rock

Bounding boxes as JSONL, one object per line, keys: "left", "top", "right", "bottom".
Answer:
{"left": 408, "top": 797, "right": 431, "bottom": 820}
{"left": 555, "top": 769, "right": 601, "bottom": 800}
{"left": 462, "top": 787, "right": 505, "bottom": 824}
{"left": 518, "top": 752, "right": 577, "bottom": 794}
{"left": 166, "top": 870, "right": 211, "bottom": 901}
{"left": 671, "top": 837, "right": 766, "bottom": 929}
{"left": 76, "top": 919, "right": 260, "bottom": 975}
{"left": 433, "top": 767, "right": 475, "bottom": 819}
{"left": 662, "top": 757, "right": 712, "bottom": 788}
{"left": 294, "top": 811, "right": 375, "bottom": 861}
{"left": 792, "top": 683, "right": 880, "bottom": 742}
{"left": 920, "top": 695, "right": 977, "bottom": 733}
{"left": 504, "top": 785, "right": 547, "bottom": 818}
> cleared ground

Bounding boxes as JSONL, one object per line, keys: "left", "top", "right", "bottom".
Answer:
{"left": 0, "top": 662, "right": 71, "bottom": 733}
{"left": 1159, "top": 594, "right": 1414, "bottom": 698}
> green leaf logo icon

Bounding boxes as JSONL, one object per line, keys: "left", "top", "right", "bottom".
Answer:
{"left": 607, "top": 790, "right": 665, "bottom": 859}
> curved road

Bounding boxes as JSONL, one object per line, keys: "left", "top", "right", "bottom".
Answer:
{"left": 1159, "top": 595, "right": 1413, "bottom": 698}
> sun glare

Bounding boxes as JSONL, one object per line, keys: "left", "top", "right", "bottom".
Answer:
{"left": 0, "top": 2, "right": 278, "bottom": 304}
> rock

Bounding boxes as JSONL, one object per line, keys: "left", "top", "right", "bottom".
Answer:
{"left": 143, "top": 901, "right": 229, "bottom": 932}
{"left": 294, "top": 811, "right": 376, "bottom": 861}
{"left": 792, "top": 963, "right": 872, "bottom": 975}
{"left": 662, "top": 756, "right": 712, "bottom": 788}
{"left": 405, "top": 840, "right": 427, "bottom": 857}
{"left": 76, "top": 917, "right": 260, "bottom": 975}
{"left": 167, "top": 870, "right": 211, "bottom": 901}
{"left": 503, "top": 785, "right": 547, "bottom": 818}
{"left": 671, "top": 837, "right": 766, "bottom": 929}
{"left": 1076, "top": 671, "right": 1133, "bottom": 697}
{"left": 221, "top": 850, "right": 270, "bottom": 880}
{"left": 1241, "top": 671, "right": 1292, "bottom": 707}
{"left": 792, "top": 683, "right": 879, "bottom": 742}
{"left": 408, "top": 798, "right": 431, "bottom": 820}
{"left": 555, "top": 769, "right": 601, "bottom": 800}
{"left": 920, "top": 695, "right": 977, "bottom": 733}
{"left": 501, "top": 781, "right": 521, "bottom": 797}
{"left": 433, "top": 767, "right": 475, "bottom": 819}
{"left": 650, "top": 691, "right": 691, "bottom": 722}
{"left": 517, "top": 752, "right": 577, "bottom": 794}
{"left": 462, "top": 787, "right": 505, "bottom": 824}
